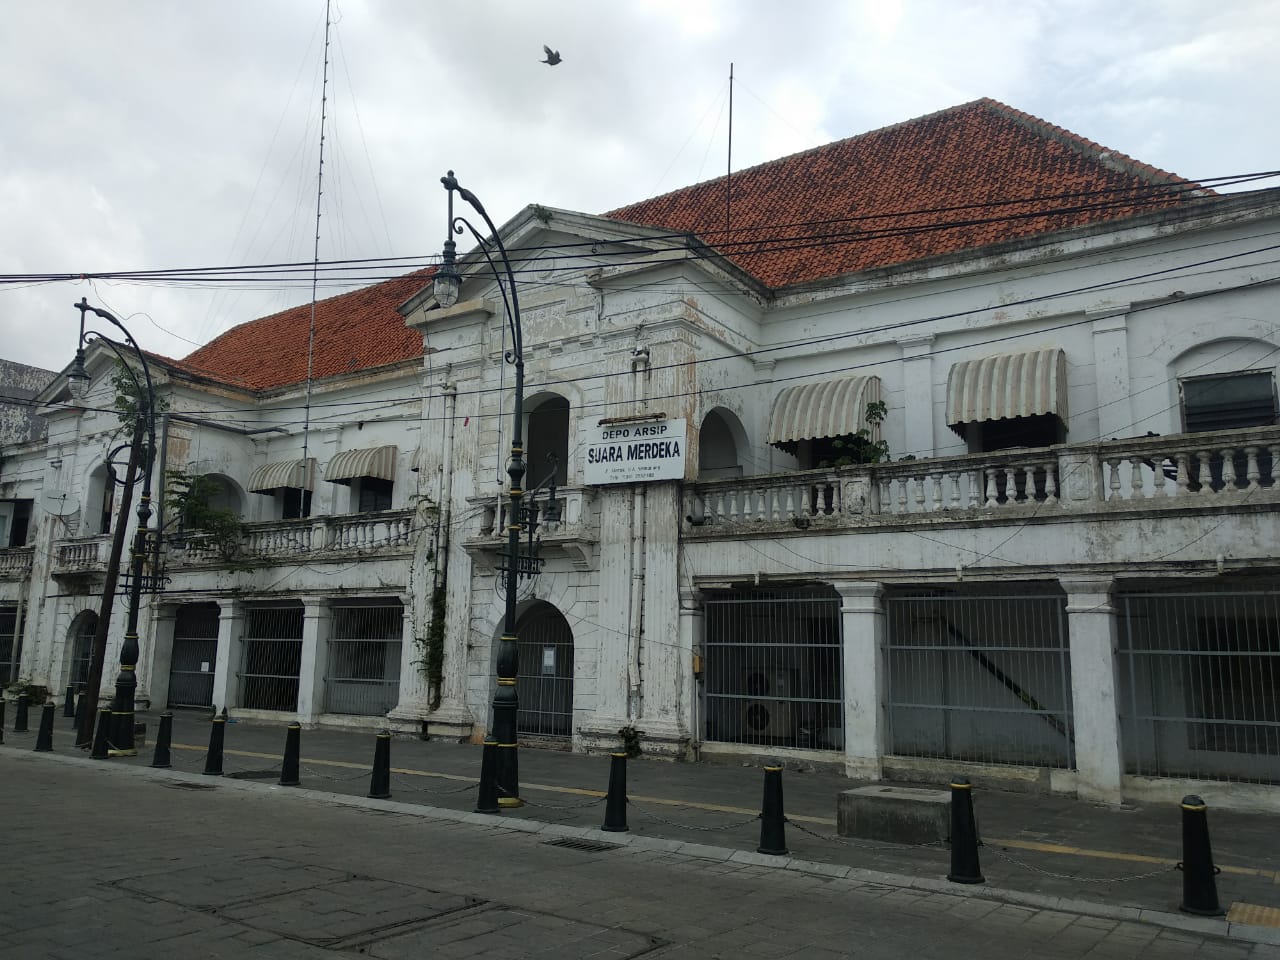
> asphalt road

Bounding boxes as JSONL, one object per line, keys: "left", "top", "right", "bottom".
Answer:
{"left": 1, "top": 751, "right": 1275, "bottom": 959}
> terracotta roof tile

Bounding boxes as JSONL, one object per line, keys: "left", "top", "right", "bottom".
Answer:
{"left": 180, "top": 271, "right": 429, "bottom": 391}
{"left": 182, "top": 100, "right": 1207, "bottom": 391}
{"left": 606, "top": 98, "right": 1205, "bottom": 288}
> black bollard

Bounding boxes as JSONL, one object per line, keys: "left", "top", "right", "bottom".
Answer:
{"left": 601, "top": 752, "right": 629, "bottom": 832}
{"left": 33, "top": 702, "right": 55, "bottom": 752}
{"left": 368, "top": 730, "right": 391, "bottom": 799}
{"left": 475, "top": 740, "right": 499, "bottom": 814}
{"left": 90, "top": 706, "right": 112, "bottom": 760}
{"left": 1178, "top": 795, "right": 1224, "bottom": 916}
{"left": 947, "top": 777, "right": 985, "bottom": 884}
{"left": 62, "top": 685, "right": 76, "bottom": 718}
{"left": 14, "top": 693, "right": 29, "bottom": 732}
{"left": 151, "top": 713, "right": 173, "bottom": 769}
{"left": 757, "top": 765, "right": 789, "bottom": 855}
{"left": 0, "top": 696, "right": 6, "bottom": 731}
{"left": 203, "top": 715, "right": 226, "bottom": 775}
{"left": 279, "top": 723, "right": 301, "bottom": 787}
{"left": 71, "top": 691, "right": 84, "bottom": 729}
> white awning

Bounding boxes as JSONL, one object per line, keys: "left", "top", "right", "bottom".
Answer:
{"left": 946, "top": 347, "right": 1068, "bottom": 432}
{"left": 247, "top": 458, "right": 316, "bottom": 493}
{"left": 767, "top": 375, "right": 883, "bottom": 451}
{"left": 324, "top": 445, "right": 398, "bottom": 485}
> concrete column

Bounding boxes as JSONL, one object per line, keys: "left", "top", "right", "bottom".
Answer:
{"left": 897, "top": 335, "right": 936, "bottom": 458}
{"left": 834, "top": 581, "right": 886, "bottom": 781}
{"left": 635, "top": 483, "right": 689, "bottom": 753}
{"left": 147, "top": 604, "right": 178, "bottom": 713}
{"left": 594, "top": 486, "right": 633, "bottom": 722}
{"left": 1062, "top": 577, "right": 1124, "bottom": 805}
{"left": 297, "top": 597, "right": 330, "bottom": 722}
{"left": 211, "top": 598, "right": 241, "bottom": 711}
{"left": 678, "top": 584, "right": 704, "bottom": 750}
{"left": 1090, "top": 310, "right": 1133, "bottom": 440}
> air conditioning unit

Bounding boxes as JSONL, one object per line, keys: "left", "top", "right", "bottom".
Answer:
{"left": 742, "top": 699, "right": 793, "bottom": 738}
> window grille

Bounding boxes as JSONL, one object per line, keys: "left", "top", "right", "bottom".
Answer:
{"left": 884, "top": 586, "right": 1074, "bottom": 769}
{"left": 1118, "top": 585, "right": 1280, "bottom": 784}
{"left": 703, "top": 586, "right": 844, "bottom": 752}
{"left": 0, "top": 605, "right": 17, "bottom": 684}
{"left": 239, "top": 605, "right": 304, "bottom": 711}
{"left": 68, "top": 614, "right": 96, "bottom": 689}
{"left": 324, "top": 602, "right": 403, "bottom": 716}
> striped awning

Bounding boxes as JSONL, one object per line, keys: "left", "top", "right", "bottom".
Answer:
{"left": 767, "top": 375, "right": 883, "bottom": 451}
{"left": 247, "top": 458, "right": 316, "bottom": 493}
{"left": 946, "top": 347, "right": 1068, "bottom": 432}
{"left": 324, "top": 445, "right": 398, "bottom": 485}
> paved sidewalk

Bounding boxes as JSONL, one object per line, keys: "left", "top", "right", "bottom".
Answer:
{"left": 4, "top": 706, "right": 1279, "bottom": 945}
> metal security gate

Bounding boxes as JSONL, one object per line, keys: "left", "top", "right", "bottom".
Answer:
{"left": 0, "top": 605, "right": 18, "bottom": 683}
{"left": 67, "top": 613, "right": 96, "bottom": 690}
{"left": 325, "top": 602, "right": 403, "bottom": 716}
{"left": 239, "top": 604, "right": 303, "bottom": 711}
{"left": 168, "top": 604, "right": 219, "bottom": 708}
{"left": 515, "top": 603, "right": 574, "bottom": 738}
{"left": 884, "top": 586, "right": 1074, "bottom": 769}
{"left": 703, "top": 585, "right": 844, "bottom": 751}
{"left": 1118, "top": 585, "right": 1280, "bottom": 784}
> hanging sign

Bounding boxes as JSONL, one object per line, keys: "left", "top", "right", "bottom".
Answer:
{"left": 583, "top": 418, "right": 687, "bottom": 485}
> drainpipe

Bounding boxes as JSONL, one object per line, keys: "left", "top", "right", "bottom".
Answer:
{"left": 628, "top": 343, "right": 651, "bottom": 719}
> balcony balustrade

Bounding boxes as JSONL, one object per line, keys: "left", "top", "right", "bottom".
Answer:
{"left": 0, "top": 546, "right": 34, "bottom": 579}
{"left": 684, "top": 425, "right": 1280, "bottom": 533}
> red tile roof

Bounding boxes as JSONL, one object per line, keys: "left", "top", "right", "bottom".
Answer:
{"left": 184, "top": 99, "right": 1205, "bottom": 390}
{"left": 606, "top": 98, "right": 1204, "bottom": 289}
{"left": 179, "top": 271, "right": 430, "bottom": 391}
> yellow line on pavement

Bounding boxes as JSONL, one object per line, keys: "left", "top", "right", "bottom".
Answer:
{"left": 168, "top": 742, "right": 1278, "bottom": 879}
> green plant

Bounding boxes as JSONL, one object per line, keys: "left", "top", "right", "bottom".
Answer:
{"left": 618, "top": 724, "right": 643, "bottom": 758}
{"left": 815, "top": 399, "right": 891, "bottom": 468}
{"left": 165, "top": 469, "right": 247, "bottom": 561}
{"left": 5, "top": 678, "right": 49, "bottom": 705}
{"left": 424, "top": 571, "right": 447, "bottom": 690}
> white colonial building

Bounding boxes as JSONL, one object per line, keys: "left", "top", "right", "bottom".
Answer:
{"left": 3, "top": 100, "right": 1277, "bottom": 808}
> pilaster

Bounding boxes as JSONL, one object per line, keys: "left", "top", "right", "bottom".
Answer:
{"left": 1062, "top": 577, "right": 1124, "bottom": 805}
{"left": 834, "top": 581, "right": 886, "bottom": 781}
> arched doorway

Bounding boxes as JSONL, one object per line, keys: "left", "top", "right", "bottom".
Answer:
{"left": 66, "top": 611, "right": 97, "bottom": 689}
{"left": 515, "top": 602, "right": 574, "bottom": 738}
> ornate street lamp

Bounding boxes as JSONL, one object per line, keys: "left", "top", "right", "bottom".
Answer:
{"left": 437, "top": 171, "right": 526, "bottom": 808}
{"left": 71, "top": 297, "right": 157, "bottom": 756}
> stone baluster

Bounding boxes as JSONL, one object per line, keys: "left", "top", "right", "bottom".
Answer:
{"left": 1195, "top": 451, "right": 1211, "bottom": 495}
{"left": 1245, "top": 447, "right": 1261, "bottom": 491}
{"left": 1220, "top": 448, "right": 1237, "bottom": 491}
{"left": 913, "top": 476, "right": 926, "bottom": 512}
{"left": 1175, "top": 453, "right": 1190, "bottom": 497}
{"left": 931, "top": 473, "right": 944, "bottom": 511}
{"left": 896, "top": 477, "right": 908, "bottom": 514}
{"left": 948, "top": 472, "right": 961, "bottom": 510}
{"left": 968, "top": 470, "right": 981, "bottom": 508}
{"left": 985, "top": 468, "right": 999, "bottom": 508}
{"left": 1043, "top": 462, "right": 1059, "bottom": 504}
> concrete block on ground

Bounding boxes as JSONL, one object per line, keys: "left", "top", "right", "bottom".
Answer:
{"left": 837, "top": 784, "right": 950, "bottom": 844}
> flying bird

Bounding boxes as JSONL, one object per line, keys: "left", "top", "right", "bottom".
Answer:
{"left": 541, "top": 45, "right": 561, "bottom": 66}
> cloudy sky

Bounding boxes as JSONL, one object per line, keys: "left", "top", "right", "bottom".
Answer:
{"left": 2, "top": 0, "right": 1277, "bottom": 373}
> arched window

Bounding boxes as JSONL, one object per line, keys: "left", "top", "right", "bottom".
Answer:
{"left": 699, "top": 408, "right": 747, "bottom": 479}
{"left": 525, "top": 393, "right": 569, "bottom": 487}
{"left": 85, "top": 462, "right": 116, "bottom": 535}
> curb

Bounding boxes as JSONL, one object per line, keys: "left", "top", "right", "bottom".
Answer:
{"left": 4, "top": 746, "right": 1277, "bottom": 947}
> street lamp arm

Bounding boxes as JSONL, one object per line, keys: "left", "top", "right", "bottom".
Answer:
{"left": 76, "top": 300, "right": 158, "bottom": 422}
{"left": 448, "top": 214, "right": 522, "bottom": 361}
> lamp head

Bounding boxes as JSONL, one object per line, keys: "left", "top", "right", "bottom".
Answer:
{"left": 67, "top": 348, "right": 90, "bottom": 401}
{"left": 434, "top": 240, "right": 461, "bottom": 308}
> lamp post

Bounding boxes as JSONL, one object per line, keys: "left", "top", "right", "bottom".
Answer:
{"left": 68, "top": 298, "right": 157, "bottom": 756}
{"left": 435, "top": 171, "right": 526, "bottom": 808}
